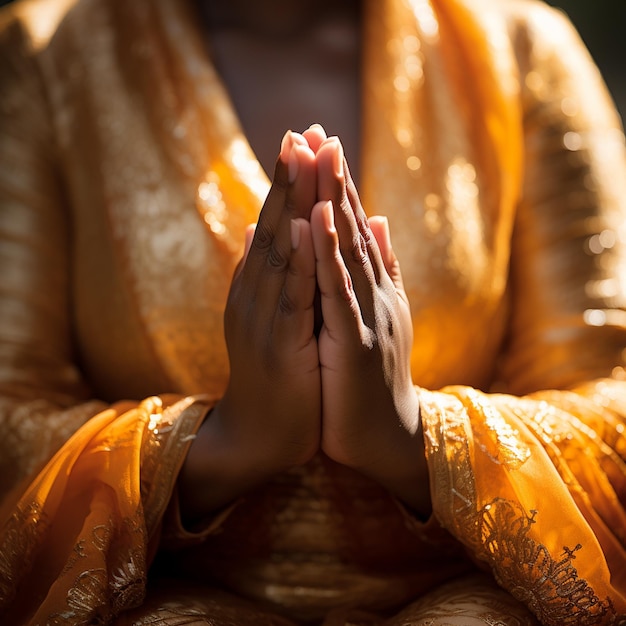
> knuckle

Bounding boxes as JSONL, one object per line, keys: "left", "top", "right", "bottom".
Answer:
{"left": 335, "top": 276, "right": 355, "bottom": 306}
{"left": 254, "top": 223, "right": 273, "bottom": 251}
{"left": 266, "top": 242, "right": 288, "bottom": 272}
{"left": 339, "top": 284, "right": 353, "bottom": 304}
{"left": 345, "top": 233, "right": 368, "bottom": 267}
{"left": 278, "top": 289, "right": 297, "bottom": 316}
{"left": 356, "top": 215, "right": 370, "bottom": 238}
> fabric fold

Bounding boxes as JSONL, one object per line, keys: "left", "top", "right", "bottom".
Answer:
{"left": 0, "top": 395, "right": 213, "bottom": 624}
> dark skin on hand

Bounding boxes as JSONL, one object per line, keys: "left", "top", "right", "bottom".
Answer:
{"left": 180, "top": 1, "right": 430, "bottom": 527}
{"left": 180, "top": 127, "right": 431, "bottom": 525}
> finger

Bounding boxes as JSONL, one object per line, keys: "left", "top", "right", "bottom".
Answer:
{"left": 316, "top": 137, "right": 365, "bottom": 268}
{"left": 273, "top": 218, "right": 317, "bottom": 347}
{"left": 242, "top": 136, "right": 316, "bottom": 298}
{"left": 343, "top": 157, "right": 367, "bottom": 223}
{"left": 368, "top": 216, "right": 406, "bottom": 293}
{"left": 288, "top": 142, "right": 317, "bottom": 219}
{"left": 311, "top": 200, "right": 367, "bottom": 345}
{"left": 316, "top": 135, "right": 368, "bottom": 227}
{"left": 233, "top": 223, "right": 257, "bottom": 280}
{"left": 302, "top": 123, "right": 328, "bottom": 154}
{"left": 316, "top": 137, "right": 378, "bottom": 317}
{"left": 279, "top": 130, "right": 308, "bottom": 165}
{"left": 244, "top": 131, "right": 310, "bottom": 266}
{"left": 318, "top": 138, "right": 393, "bottom": 288}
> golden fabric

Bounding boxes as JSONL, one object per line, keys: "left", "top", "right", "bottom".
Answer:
{"left": 0, "top": 0, "right": 625, "bottom": 623}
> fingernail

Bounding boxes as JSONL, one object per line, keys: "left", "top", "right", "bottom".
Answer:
{"left": 323, "top": 201, "right": 335, "bottom": 233}
{"left": 291, "top": 132, "right": 308, "bottom": 147}
{"left": 280, "top": 130, "right": 293, "bottom": 164}
{"left": 330, "top": 137, "right": 344, "bottom": 179}
{"left": 288, "top": 145, "right": 299, "bottom": 183}
{"left": 290, "top": 219, "right": 300, "bottom": 249}
{"left": 381, "top": 216, "right": 391, "bottom": 250}
{"left": 308, "top": 123, "right": 327, "bottom": 137}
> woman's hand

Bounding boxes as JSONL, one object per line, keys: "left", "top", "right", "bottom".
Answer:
{"left": 311, "top": 136, "right": 431, "bottom": 517}
{"left": 180, "top": 132, "right": 321, "bottom": 523}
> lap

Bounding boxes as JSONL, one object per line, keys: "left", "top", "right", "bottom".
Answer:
{"left": 115, "top": 581, "right": 297, "bottom": 626}
{"left": 116, "top": 573, "right": 539, "bottom": 626}
{"left": 382, "top": 574, "right": 540, "bottom": 626}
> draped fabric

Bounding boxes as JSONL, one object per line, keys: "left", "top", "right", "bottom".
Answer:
{"left": 0, "top": 0, "right": 625, "bottom": 623}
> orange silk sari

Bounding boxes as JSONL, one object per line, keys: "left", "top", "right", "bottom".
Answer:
{"left": 0, "top": 0, "right": 625, "bottom": 623}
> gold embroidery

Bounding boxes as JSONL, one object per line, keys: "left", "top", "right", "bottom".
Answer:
{"left": 476, "top": 499, "right": 613, "bottom": 625}
{"left": 45, "top": 514, "right": 147, "bottom": 624}
{"left": 55, "top": 568, "right": 108, "bottom": 625}
{"left": 465, "top": 390, "right": 531, "bottom": 470}
{"left": 0, "top": 501, "right": 49, "bottom": 607}
{"left": 140, "top": 396, "right": 209, "bottom": 536}
{"left": 110, "top": 547, "right": 146, "bottom": 614}
{"left": 0, "top": 397, "right": 208, "bottom": 623}
{"left": 420, "top": 389, "right": 622, "bottom": 624}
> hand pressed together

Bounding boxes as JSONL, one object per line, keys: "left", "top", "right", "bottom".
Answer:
{"left": 181, "top": 126, "right": 431, "bottom": 524}
{"left": 311, "top": 136, "right": 429, "bottom": 516}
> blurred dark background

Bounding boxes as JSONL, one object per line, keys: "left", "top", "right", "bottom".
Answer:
{"left": 0, "top": 0, "right": 624, "bottom": 121}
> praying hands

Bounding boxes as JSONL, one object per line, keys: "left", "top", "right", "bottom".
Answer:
{"left": 180, "top": 126, "right": 430, "bottom": 525}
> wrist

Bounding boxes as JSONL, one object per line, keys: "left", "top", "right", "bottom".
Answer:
{"left": 178, "top": 401, "right": 271, "bottom": 526}
{"left": 179, "top": 396, "right": 313, "bottom": 526}
{"left": 346, "top": 393, "right": 432, "bottom": 519}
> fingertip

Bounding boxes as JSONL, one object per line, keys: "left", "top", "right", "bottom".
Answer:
{"left": 280, "top": 130, "right": 294, "bottom": 164}
{"left": 331, "top": 138, "right": 344, "bottom": 179}
{"left": 369, "top": 215, "right": 389, "bottom": 238}
{"left": 317, "top": 136, "right": 344, "bottom": 180}
{"left": 295, "top": 142, "right": 316, "bottom": 161}
{"left": 292, "top": 131, "right": 308, "bottom": 143}
{"left": 369, "top": 215, "right": 402, "bottom": 285}
{"left": 308, "top": 123, "right": 327, "bottom": 135}
{"left": 302, "top": 124, "right": 328, "bottom": 153}
{"left": 279, "top": 131, "right": 308, "bottom": 163}
{"left": 288, "top": 143, "right": 317, "bottom": 184}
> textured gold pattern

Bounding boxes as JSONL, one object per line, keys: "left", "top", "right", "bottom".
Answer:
{"left": 0, "top": 0, "right": 625, "bottom": 624}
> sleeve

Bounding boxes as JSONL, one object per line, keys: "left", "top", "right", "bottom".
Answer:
{"left": 0, "top": 14, "right": 218, "bottom": 625}
{"left": 0, "top": 14, "right": 108, "bottom": 500}
{"left": 418, "top": 5, "right": 626, "bottom": 623}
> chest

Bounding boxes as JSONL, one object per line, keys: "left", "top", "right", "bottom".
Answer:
{"left": 62, "top": 2, "right": 515, "bottom": 399}
{"left": 206, "top": 25, "right": 361, "bottom": 178}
